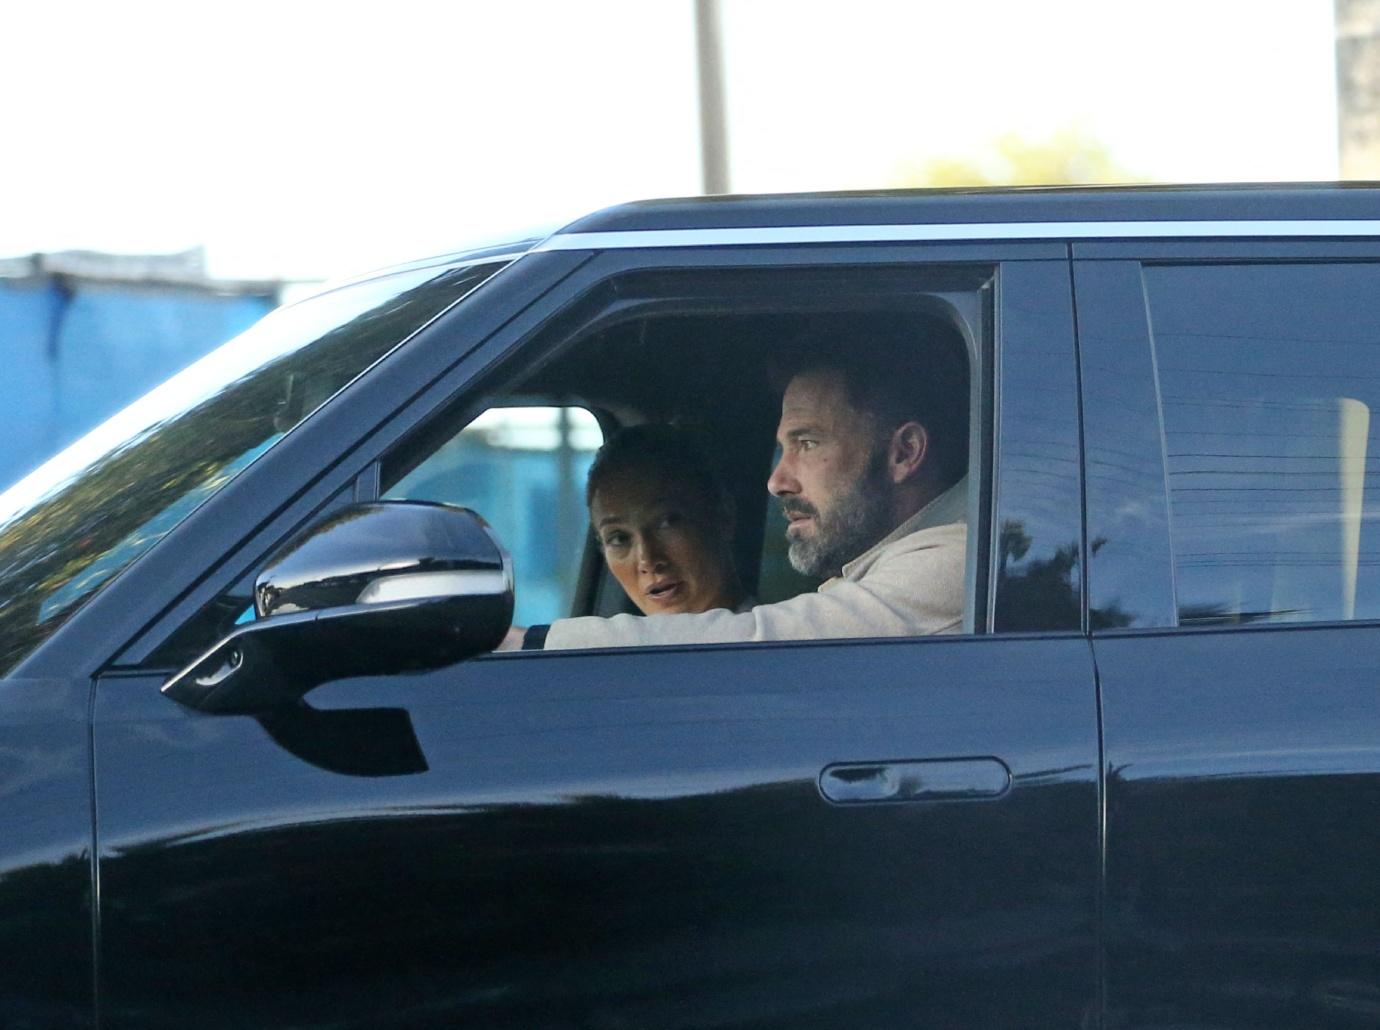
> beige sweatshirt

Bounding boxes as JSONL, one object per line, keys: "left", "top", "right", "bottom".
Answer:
{"left": 542, "top": 479, "right": 968, "bottom": 650}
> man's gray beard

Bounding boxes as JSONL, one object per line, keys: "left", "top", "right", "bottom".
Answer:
{"left": 786, "top": 462, "right": 894, "bottom": 580}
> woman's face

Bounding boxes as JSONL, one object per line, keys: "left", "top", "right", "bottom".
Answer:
{"left": 591, "top": 468, "right": 736, "bottom": 616}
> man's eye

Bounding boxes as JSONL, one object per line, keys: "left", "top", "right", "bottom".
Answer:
{"left": 659, "top": 511, "right": 683, "bottom": 528}
{"left": 798, "top": 438, "right": 818, "bottom": 451}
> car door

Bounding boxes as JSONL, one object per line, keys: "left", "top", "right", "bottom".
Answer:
{"left": 1077, "top": 242, "right": 1380, "bottom": 1028}
{"left": 0, "top": 677, "right": 93, "bottom": 1028}
{"left": 91, "top": 238, "right": 1099, "bottom": 1028}
{"left": 0, "top": 248, "right": 573, "bottom": 1030}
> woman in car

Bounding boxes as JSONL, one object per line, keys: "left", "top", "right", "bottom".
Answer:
{"left": 585, "top": 424, "right": 748, "bottom": 616}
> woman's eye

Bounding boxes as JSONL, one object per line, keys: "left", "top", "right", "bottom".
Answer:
{"left": 602, "top": 533, "right": 629, "bottom": 551}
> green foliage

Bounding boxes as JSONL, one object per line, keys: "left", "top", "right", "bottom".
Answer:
{"left": 895, "top": 127, "right": 1141, "bottom": 187}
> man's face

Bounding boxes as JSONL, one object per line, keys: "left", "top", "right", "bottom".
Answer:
{"left": 767, "top": 369, "right": 893, "bottom": 579}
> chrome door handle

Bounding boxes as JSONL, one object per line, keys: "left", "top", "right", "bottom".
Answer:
{"left": 819, "top": 757, "right": 1011, "bottom": 804}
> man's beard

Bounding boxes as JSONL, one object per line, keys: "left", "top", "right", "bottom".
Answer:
{"left": 782, "top": 450, "right": 893, "bottom": 579}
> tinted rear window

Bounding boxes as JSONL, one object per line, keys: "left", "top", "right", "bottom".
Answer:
{"left": 1147, "top": 262, "right": 1380, "bottom": 626}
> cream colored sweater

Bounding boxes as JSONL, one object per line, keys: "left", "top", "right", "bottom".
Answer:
{"left": 542, "top": 480, "right": 968, "bottom": 650}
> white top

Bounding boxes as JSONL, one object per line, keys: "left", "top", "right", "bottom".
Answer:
{"left": 542, "top": 479, "right": 968, "bottom": 650}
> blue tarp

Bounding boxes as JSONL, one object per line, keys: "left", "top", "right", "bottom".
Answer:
{"left": 0, "top": 279, "right": 273, "bottom": 489}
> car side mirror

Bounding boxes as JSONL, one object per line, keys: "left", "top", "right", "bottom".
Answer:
{"left": 163, "top": 501, "right": 512, "bottom": 714}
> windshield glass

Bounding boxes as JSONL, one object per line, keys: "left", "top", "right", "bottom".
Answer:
{"left": 0, "top": 259, "right": 507, "bottom": 676}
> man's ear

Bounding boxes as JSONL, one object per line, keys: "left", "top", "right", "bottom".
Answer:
{"left": 886, "top": 422, "right": 929, "bottom": 484}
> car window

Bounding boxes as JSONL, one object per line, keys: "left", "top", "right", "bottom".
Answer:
{"left": 385, "top": 406, "right": 603, "bottom": 627}
{"left": 378, "top": 272, "right": 982, "bottom": 649}
{"left": 0, "top": 260, "right": 507, "bottom": 676}
{"left": 1145, "top": 262, "right": 1380, "bottom": 626}
{"left": 140, "top": 265, "right": 987, "bottom": 670}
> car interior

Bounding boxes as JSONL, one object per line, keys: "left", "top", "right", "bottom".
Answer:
{"left": 380, "top": 264, "right": 988, "bottom": 630}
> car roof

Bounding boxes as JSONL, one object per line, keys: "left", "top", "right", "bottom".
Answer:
{"left": 553, "top": 182, "right": 1380, "bottom": 235}
{"left": 333, "top": 183, "right": 1380, "bottom": 286}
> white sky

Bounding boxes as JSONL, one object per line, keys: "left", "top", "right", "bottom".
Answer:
{"left": 0, "top": 0, "right": 1339, "bottom": 282}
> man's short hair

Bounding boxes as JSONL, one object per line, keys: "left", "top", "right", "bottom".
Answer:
{"left": 780, "top": 313, "right": 970, "bottom": 488}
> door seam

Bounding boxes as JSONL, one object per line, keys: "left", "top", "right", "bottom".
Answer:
{"left": 1088, "top": 635, "right": 1107, "bottom": 1030}
{"left": 87, "top": 676, "right": 102, "bottom": 1030}
{"left": 1071, "top": 247, "right": 1108, "bottom": 1028}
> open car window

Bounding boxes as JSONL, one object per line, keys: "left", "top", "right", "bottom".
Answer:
{"left": 380, "top": 264, "right": 986, "bottom": 647}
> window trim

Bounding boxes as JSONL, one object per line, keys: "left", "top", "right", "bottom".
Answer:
{"left": 540, "top": 221, "right": 1380, "bottom": 253}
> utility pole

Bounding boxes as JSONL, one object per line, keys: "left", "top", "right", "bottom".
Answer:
{"left": 1337, "top": 0, "right": 1380, "bottom": 177}
{"left": 695, "top": 0, "right": 730, "bottom": 194}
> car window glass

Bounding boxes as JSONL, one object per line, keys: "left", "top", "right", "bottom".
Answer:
{"left": 1145, "top": 262, "right": 1380, "bottom": 626}
{"left": 385, "top": 406, "right": 602, "bottom": 627}
{"left": 0, "top": 260, "right": 506, "bottom": 676}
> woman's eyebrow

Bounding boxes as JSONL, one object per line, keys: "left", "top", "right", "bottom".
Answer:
{"left": 598, "top": 497, "right": 679, "bottom": 528}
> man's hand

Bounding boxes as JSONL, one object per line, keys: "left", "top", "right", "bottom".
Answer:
{"left": 497, "top": 626, "right": 528, "bottom": 651}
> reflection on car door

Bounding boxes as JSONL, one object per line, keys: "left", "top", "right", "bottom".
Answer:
{"left": 95, "top": 636, "right": 1097, "bottom": 1027}
{"left": 1078, "top": 248, "right": 1380, "bottom": 1029}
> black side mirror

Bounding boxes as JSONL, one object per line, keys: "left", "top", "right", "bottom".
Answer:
{"left": 163, "top": 501, "right": 512, "bottom": 714}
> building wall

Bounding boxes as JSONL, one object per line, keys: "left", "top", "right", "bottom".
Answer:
{"left": 1338, "top": 0, "right": 1380, "bottom": 178}
{"left": 0, "top": 281, "right": 63, "bottom": 490}
{"left": 0, "top": 277, "right": 274, "bottom": 489}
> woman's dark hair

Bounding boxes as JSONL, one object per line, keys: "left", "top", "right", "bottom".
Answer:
{"left": 585, "top": 424, "right": 732, "bottom": 520}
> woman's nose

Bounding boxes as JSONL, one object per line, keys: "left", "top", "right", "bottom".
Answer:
{"left": 636, "top": 535, "right": 666, "bottom": 570}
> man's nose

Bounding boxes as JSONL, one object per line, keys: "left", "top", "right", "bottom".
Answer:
{"left": 768, "top": 453, "right": 798, "bottom": 497}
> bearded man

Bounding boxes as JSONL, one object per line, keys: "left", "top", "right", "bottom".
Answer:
{"left": 511, "top": 332, "right": 969, "bottom": 650}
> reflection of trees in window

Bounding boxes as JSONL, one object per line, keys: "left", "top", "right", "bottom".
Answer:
{"left": 1178, "top": 604, "right": 1284, "bottom": 628}
{"left": 0, "top": 268, "right": 494, "bottom": 676}
{"left": 996, "top": 520, "right": 1132, "bottom": 631}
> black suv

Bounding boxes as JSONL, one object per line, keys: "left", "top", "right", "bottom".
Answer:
{"left": 3, "top": 185, "right": 1379, "bottom": 1028}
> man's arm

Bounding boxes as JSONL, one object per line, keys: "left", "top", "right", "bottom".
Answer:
{"left": 541, "top": 521, "right": 965, "bottom": 650}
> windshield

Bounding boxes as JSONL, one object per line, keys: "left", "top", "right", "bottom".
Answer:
{"left": 0, "top": 259, "right": 507, "bottom": 676}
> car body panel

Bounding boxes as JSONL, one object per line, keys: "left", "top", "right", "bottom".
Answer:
{"left": 1076, "top": 240, "right": 1380, "bottom": 1027}
{"left": 0, "top": 676, "right": 93, "bottom": 1028}
{"left": 95, "top": 637, "right": 1099, "bottom": 1028}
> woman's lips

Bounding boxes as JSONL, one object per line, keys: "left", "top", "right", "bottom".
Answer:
{"left": 645, "top": 580, "right": 684, "bottom": 606}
